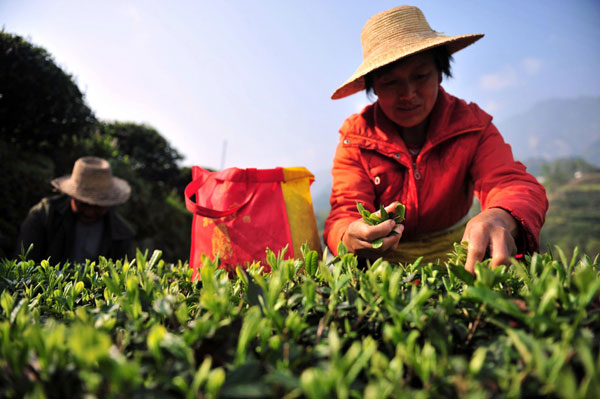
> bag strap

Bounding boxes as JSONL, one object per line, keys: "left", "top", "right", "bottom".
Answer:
{"left": 184, "top": 173, "right": 255, "bottom": 218}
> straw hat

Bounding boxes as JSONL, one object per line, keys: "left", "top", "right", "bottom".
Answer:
{"left": 51, "top": 156, "right": 131, "bottom": 207}
{"left": 331, "top": 5, "right": 484, "bottom": 99}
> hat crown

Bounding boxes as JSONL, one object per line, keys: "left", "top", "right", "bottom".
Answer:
{"left": 331, "top": 5, "right": 483, "bottom": 99}
{"left": 361, "top": 6, "right": 437, "bottom": 60}
{"left": 51, "top": 156, "right": 130, "bottom": 206}
{"left": 71, "top": 157, "right": 113, "bottom": 194}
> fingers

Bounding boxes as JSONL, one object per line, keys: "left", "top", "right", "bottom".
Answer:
{"left": 371, "top": 202, "right": 400, "bottom": 219}
{"left": 353, "top": 228, "right": 403, "bottom": 252}
{"left": 489, "top": 231, "right": 517, "bottom": 269}
{"left": 464, "top": 221, "right": 518, "bottom": 274}
{"left": 362, "top": 219, "right": 396, "bottom": 241}
{"left": 343, "top": 202, "right": 407, "bottom": 258}
{"left": 343, "top": 216, "right": 405, "bottom": 257}
{"left": 383, "top": 201, "right": 400, "bottom": 214}
{"left": 353, "top": 219, "right": 400, "bottom": 249}
{"left": 465, "top": 234, "right": 487, "bottom": 274}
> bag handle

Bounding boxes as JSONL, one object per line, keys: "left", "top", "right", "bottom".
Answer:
{"left": 184, "top": 174, "right": 255, "bottom": 218}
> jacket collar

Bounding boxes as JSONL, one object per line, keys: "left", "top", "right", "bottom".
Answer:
{"left": 341, "top": 87, "right": 491, "bottom": 161}
{"left": 425, "top": 86, "right": 491, "bottom": 147}
{"left": 55, "top": 194, "right": 133, "bottom": 241}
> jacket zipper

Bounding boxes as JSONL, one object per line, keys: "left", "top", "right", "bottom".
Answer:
{"left": 411, "top": 126, "right": 480, "bottom": 181}
{"left": 413, "top": 160, "right": 422, "bottom": 180}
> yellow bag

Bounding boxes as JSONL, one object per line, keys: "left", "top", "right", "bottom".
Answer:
{"left": 280, "top": 168, "right": 323, "bottom": 260}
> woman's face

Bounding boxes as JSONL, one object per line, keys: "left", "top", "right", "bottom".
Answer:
{"left": 372, "top": 51, "right": 442, "bottom": 128}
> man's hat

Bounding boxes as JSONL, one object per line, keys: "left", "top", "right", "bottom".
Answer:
{"left": 51, "top": 156, "right": 131, "bottom": 207}
{"left": 331, "top": 5, "right": 484, "bottom": 99}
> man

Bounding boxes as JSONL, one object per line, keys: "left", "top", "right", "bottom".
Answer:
{"left": 16, "top": 156, "right": 135, "bottom": 264}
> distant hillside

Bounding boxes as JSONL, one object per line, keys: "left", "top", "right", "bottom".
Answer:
{"left": 540, "top": 172, "right": 600, "bottom": 257}
{"left": 523, "top": 157, "right": 600, "bottom": 188}
{"left": 496, "top": 96, "right": 600, "bottom": 166}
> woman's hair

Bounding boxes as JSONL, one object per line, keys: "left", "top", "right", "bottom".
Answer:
{"left": 364, "top": 45, "right": 453, "bottom": 100}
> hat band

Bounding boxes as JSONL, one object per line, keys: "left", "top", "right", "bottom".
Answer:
{"left": 363, "top": 31, "right": 440, "bottom": 61}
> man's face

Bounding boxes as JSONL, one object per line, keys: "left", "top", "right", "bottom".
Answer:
{"left": 70, "top": 198, "right": 108, "bottom": 223}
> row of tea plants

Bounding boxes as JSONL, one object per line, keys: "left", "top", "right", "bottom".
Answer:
{"left": 1, "top": 244, "right": 599, "bottom": 398}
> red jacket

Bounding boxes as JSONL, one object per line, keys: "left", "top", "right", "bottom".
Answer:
{"left": 324, "top": 87, "right": 548, "bottom": 256}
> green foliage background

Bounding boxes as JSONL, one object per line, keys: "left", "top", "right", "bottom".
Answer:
{"left": 0, "top": 31, "right": 193, "bottom": 262}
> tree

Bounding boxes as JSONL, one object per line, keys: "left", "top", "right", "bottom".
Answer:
{"left": 95, "top": 122, "right": 192, "bottom": 262}
{"left": 98, "top": 121, "right": 183, "bottom": 187}
{"left": 0, "top": 30, "right": 97, "bottom": 174}
{"left": 0, "top": 32, "right": 192, "bottom": 262}
{"left": 0, "top": 31, "right": 97, "bottom": 257}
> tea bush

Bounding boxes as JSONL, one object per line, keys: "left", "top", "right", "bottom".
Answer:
{"left": 0, "top": 244, "right": 599, "bottom": 398}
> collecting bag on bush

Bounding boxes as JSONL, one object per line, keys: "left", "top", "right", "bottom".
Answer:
{"left": 185, "top": 166, "right": 322, "bottom": 275}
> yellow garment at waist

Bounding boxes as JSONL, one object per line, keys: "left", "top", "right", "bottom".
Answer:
{"left": 386, "top": 216, "right": 469, "bottom": 265}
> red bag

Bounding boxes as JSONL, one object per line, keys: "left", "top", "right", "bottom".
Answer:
{"left": 185, "top": 166, "right": 322, "bottom": 275}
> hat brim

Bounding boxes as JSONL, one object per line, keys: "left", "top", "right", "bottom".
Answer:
{"left": 331, "top": 33, "right": 484, "bottom": 100}
{"left": 51, "top": 175, "right": 131, "bottom": 207}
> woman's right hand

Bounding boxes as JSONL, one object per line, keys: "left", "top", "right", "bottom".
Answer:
{"left": 341, "top": 202, "right": 404, "bottom": 258}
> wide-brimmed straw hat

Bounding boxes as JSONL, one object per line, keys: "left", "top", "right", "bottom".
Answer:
{"left": 331, "top": 5, "right": 484, "bottom": 100}
{"left": 51, "top": 156, "right": 131, "bottom": 207}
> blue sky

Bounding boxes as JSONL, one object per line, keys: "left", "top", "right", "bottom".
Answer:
{"left": 2, "top": 0, "right": 599, "bottom": 192}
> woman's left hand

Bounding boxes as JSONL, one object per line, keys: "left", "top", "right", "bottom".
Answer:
{"left": 461, "top": 208, "right": 519, "bottom": 274}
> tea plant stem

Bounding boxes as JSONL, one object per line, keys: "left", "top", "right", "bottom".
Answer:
{"left": 352, "top": 314, "right": 365, "bottom": 330}
{"left": 316, "top": 316, "right": 326, "bottom": 344}
{"left": 466, "top": 304, "right": 485, "bottom": 347}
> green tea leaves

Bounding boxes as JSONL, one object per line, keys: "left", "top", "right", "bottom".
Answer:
{"left": 448, "top": 264, "right": 475, "bottom": 286}
{"left": 304, "top": 250, "right": 319, "bottom": 277}
{"left": 356, "top": 201, "right": 406, "bottom": 248}
{"left": 0, "top": 246, "right": 598, "bottom": 398}
{"left": 371, "top": 238, "right": 384, "bottom": 249}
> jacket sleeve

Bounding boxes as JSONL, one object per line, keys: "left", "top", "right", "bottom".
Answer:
{"left": 15, "top": 201, "right": 47, "bottom": 261}
{"left": 108, "top": 212, "right": 135, "bottom": 261}
{"left": 323, "top": 137, "right": 377, "bottom": 255}
{"left": 470, "top": 120, "right": 548, "bottom": 253}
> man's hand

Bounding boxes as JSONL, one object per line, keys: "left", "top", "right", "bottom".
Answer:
{"left": 462, "top": 208, "right": 519, "bottom": 274}
{"left": 342, "top": 202, "right": 404, "bottom": 258}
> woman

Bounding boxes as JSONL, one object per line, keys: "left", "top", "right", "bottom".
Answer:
{"left": 324, "top": 5, "right": 548, "bottom": 273}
